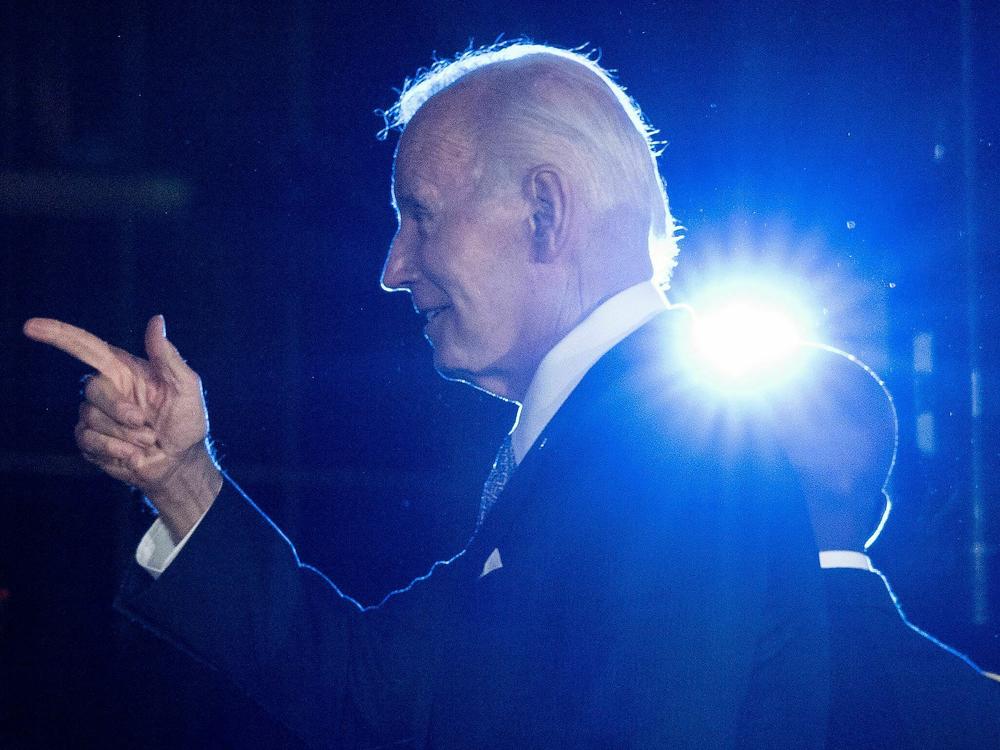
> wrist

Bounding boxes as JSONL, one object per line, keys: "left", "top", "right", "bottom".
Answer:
{"left": 147, "top": 441, "right": 223, "bottom": 543}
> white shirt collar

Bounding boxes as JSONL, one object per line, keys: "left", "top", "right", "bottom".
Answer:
{"left": 510, "top": 281, "right": 668, "bottom": 462}
{"left": 818, "top": 550, "right": 876, "bottom": 572}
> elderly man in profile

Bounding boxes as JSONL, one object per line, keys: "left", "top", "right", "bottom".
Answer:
{"left": 24, "top": 43, "right": 828, "bottom": 748}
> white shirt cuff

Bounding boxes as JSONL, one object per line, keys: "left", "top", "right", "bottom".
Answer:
{"left": 135, "top": 512, "right": 208, "bottom": 579}
{"left": 818, "top": 550, "right": 875, "bottom": 572}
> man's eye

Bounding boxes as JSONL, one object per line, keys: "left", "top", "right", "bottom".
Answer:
{"left": 411, "top": 210, "right": 434, "bottom": 236}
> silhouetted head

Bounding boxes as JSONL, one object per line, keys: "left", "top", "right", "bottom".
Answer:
{"left": 773, "top": 346, "right": 898, "bottom": 552}
{"left": 379, "top": 42, "right": 679, "bottom": 401}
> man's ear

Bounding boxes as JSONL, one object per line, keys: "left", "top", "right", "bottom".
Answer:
{"left": 525, "top": 166, "right": 567, "bottom": 263}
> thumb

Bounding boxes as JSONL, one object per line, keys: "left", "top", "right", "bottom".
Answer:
{"left": 145, "top": 315, "right": 190, "bottom": 381}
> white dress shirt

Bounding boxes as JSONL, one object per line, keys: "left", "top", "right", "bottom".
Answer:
{"left": 511, "top": 281, "right": 668, "bottom": 462}
{"left": 137, "top": 281, "right": 669, "bottom": 578}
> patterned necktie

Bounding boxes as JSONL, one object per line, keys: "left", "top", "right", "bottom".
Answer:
{"left": 478, "top": 434, "right": 516, "bottom": 526}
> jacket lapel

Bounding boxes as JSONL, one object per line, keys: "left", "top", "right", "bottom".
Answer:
{"left": 467, "top": 307, "right": 694, "bottom": 568}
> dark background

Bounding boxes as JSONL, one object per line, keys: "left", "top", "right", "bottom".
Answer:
{"left": 2, "top": 0, "right": 997, "bottom": 746}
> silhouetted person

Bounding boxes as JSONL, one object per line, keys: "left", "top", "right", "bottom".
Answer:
{"left": 776, "top": 345, "right": 1000, "bottom": 749}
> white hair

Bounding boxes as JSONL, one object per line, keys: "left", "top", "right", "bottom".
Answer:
{"left": 379, "top": 41, "right": 680, "bottom": 287}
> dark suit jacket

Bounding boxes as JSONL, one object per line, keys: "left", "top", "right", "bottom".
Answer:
{"left": 117, "top": 308, "right": 829, "bottom": 749}
{"left": 824, "top": 568, "right": 1000, "bottom": 748}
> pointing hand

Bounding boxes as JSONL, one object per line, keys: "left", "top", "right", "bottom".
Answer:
{"left": 24, "top": 315, "right": 221, "bottom": 540}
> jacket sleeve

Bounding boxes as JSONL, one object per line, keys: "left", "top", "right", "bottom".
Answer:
{"left": 115, "top": 474, "right": 459, "bottom": 749}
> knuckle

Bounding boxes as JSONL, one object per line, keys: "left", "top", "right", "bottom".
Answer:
{"left": 84, "top": 374, "right": 103, "bottom": 399}
{"left": 75, "top": 428, "right": 93, "bottom": 453}
{"left": 82, "top": 406, "right": 110, "bottom": 435}
{"left": 80, "top": 429, "right": 106, "bottom": 455}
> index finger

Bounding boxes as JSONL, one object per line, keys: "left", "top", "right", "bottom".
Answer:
{"left": 23, "top": 318, "right": 121, "bottom": 378}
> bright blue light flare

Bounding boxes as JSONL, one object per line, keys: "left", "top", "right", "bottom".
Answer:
{"left": 683, "top": 282, "right": 816, "bottom": 394}
{"left": 692, "top": 301, "right": 802, "bottom": 379}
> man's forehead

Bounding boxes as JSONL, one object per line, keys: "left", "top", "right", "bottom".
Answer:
{"left": 393, "top": 100, "right": 483, "bottom": 196}
{"left": 399, "top": 92, "right": 477, "bottom": 155}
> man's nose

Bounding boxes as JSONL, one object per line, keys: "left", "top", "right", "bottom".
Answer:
{"left": 380, "top": 232, "right": 414, "bottom": 293}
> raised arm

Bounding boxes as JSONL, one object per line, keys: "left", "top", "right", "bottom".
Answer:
{"left": 23, "top": 315, "right": 222, "bottom": 541}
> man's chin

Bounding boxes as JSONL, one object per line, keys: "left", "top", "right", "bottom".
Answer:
{"left": 431, "top": 351, "right": 469, "bottom": 383}
{"left": 432, "top": 354, "right": 513, "bottom": 401}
